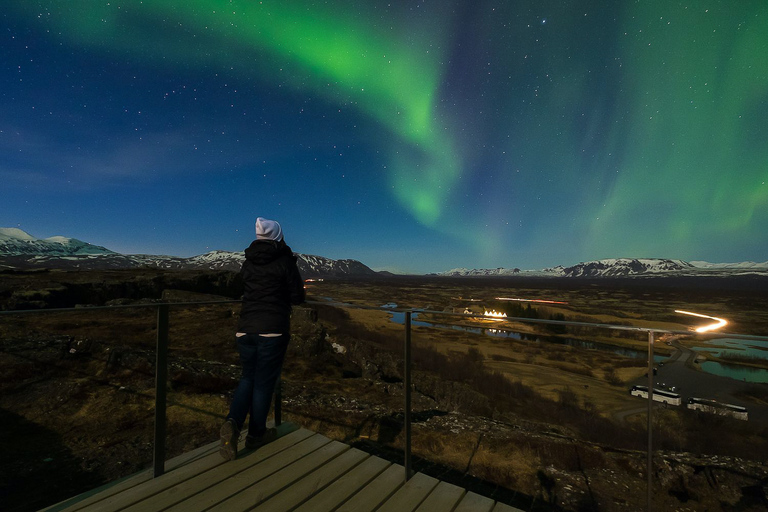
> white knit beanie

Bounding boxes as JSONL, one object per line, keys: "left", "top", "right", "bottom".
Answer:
{"left": 255, "top": 217, "right": 283, "bottom": 242}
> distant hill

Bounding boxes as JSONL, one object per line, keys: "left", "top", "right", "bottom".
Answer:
{"left": 436, "top": 258, "right": 768, "bottom": 278}
{"left": 435, "top": 267, "right": 523, "bottom": 277}
{"left": 0, "top": 228, "right": 377, "bottom": 278}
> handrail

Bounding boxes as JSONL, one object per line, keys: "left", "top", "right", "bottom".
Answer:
{"left": 3, "top": 300, "right": 767, "bottom": 512}
{"left": 3, "top": 298, "right": 765, "bottom": 340}
{"left": 0, "top": 300, "right": 241, "bottom": 315}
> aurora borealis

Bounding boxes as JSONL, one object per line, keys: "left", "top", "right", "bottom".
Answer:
{"left": 2, "top": 1, "right": 767, "bottom": 273}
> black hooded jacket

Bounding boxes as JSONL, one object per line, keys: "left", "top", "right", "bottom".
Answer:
{"left": 237, "top": 239, "right": 305, "bottom": 334}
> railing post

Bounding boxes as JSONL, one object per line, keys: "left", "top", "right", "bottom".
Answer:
{"left": 404, "top": 311, "right": 412, "bottom": 482}
{"left": 647, "top": 330, "right": 655, "bottom": 512}
{"left": 274, "top": 377, "right": 282, "bottom": 427}
{"left": 153, "top": 304, "right": 169, "bottom": 478}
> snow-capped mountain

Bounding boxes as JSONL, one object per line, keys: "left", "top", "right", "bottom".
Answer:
{"left": 297, "top": 254, "right": 376, "bottom": 277}
{"left": 0, "top": 227, "right": 114, "bottom": 256}
{"left": 561, "top": 258, "right": 693, "bottom": 277}
{"left": 437, "top": 258, "right": 768, "bottom": 278}
{"left": 0, "top": 228, "right": 376, "bottom": 278}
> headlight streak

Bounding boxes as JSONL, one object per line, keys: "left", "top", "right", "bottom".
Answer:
{"left": 495, "top": 297, "right": 568, "bottom": 304}
{"left": 675, "top": 309, "right": 728, "bottom": 333}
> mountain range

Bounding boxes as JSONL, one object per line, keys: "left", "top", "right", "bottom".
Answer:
{"left": 438, "top": 258, "right": 768, "bottom": 278}
{"left": 2, "top": 228, "right": 766, "bottom": 278}
{"left": 0, "top": 228, "right": 375, "bottom": 278}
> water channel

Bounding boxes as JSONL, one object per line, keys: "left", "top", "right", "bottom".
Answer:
{"left": 693, "top": 337, "right": 768, "bottom": 384}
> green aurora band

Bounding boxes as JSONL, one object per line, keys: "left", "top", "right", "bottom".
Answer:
{"left": 33, "top": 0, "right": 459, "bottom": 227}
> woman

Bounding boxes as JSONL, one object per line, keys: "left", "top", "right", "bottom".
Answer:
{"left": 220, "top": 217, "right": 305, "bottom": 461}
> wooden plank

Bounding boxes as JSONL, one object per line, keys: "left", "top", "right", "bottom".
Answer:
{"left": 165, "top": 421, "right": 297, "bottom": 471}
{"left": 42, "top": 441, "right": 223, "bottom": 512}
{"left": 453, "top": 491, "right": 495, "bottom": 512}
{"left": 76, "top": 450, "right": 227, "bottom": 512}
{"left": 163, "top": 433, "right": 331, "bottom": 512}
{"left": 165, "top": 439, "right": 219, "bottom": 467}
{"left": 375, "top": 472, "right": 440, "bottom": 512}
{"left": 293, "top": 456, "right": 391, "bottom": 512}
{"left": 40, "top": 470, "right": 153, "bottom": 512}
{"left": 207, "top": 440, "right": 349, "bottom": 512}
{"left": 491, "top": 502, "right": 526, "bottom": 512}
{"left": 336, "top": 464, "right": 404, "bottom": 512}
{"left": 414, "top": 481, "right": 466, "bottom": 511}
{"left": 251, "top": 448, "right": 369, "bottom": 512}
{"left": 43, "top": 421, "right": 297, "bottom": 512}
{"left": 120, "top": 428, "right": 314, "bottom": 512}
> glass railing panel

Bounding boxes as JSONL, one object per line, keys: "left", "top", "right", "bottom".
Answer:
{"left": 287, "top": 302, "right": 408, "bottom": 451}
{"left": 404, "top": 312, "right": 645, "bottom": 509}
{"left": 163, "top": 302, "right": 241, "bottom": 459}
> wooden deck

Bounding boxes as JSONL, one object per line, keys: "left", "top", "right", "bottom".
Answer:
{"left": 41, "top": 423, "right": 522, "bottom": 512}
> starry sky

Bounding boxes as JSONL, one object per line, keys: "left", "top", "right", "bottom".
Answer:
{"left": 2, "top": 1, "right": 767, "bottom": 274}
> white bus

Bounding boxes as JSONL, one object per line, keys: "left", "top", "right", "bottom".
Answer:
{"left": 687, "top": 398, "right": 748, "bottom": 421}
{"left": 630, "top": 385, "right": 682, "bottom": 406}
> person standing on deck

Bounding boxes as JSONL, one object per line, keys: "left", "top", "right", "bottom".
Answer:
{"left": 220, "top": 217, "right": 305, "bottom": 461}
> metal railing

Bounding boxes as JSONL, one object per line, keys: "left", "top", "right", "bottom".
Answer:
{"left": 3, "top": 300, "right": 767, "bottom": 512}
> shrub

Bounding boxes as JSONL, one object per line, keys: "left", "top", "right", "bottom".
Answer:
{"left": 603, "top": 367, "right": 623, "bottom": 386}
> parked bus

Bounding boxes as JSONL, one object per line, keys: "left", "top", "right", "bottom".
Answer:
{"left": 630, "top": 385, "right": 682, "bottom": 406}
{"left": 687, "top": 397, "right": 748, "bottom": 421}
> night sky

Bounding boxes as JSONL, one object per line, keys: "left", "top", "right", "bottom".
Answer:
{"left": 2, "top": 1, "right": 767, "bottom": 274}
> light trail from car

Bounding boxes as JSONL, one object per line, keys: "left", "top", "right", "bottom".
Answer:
{"left": 495, "top": 297, "right": 569, "bottom": 304}
{"left": 674, "top": 309, "right": 728, "bottom": 333}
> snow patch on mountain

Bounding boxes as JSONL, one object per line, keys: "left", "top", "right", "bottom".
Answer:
{"left": 44, "top": 236, "right": 74, "bottom": 244}
{"left": 0, "top": 228, "right": 36, "bottom": 241}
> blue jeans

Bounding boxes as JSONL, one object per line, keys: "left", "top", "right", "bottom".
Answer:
{"left": 226, "top": 333, "right": 289, "bottom": 438}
